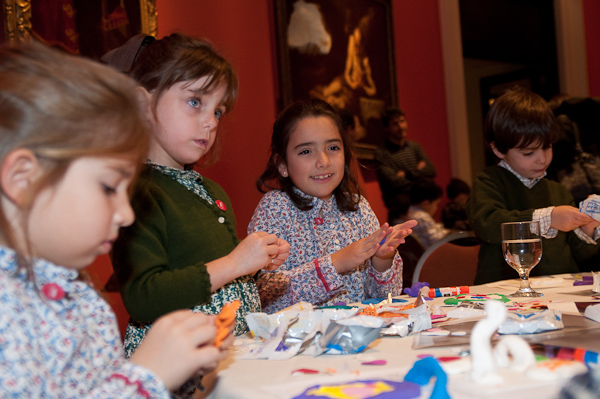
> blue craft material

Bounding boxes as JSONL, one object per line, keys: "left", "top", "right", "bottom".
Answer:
{"left": 404, "top": 357, "right": 450, "bottom": 399}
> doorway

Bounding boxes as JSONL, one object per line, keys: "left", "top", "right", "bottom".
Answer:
{"left": 460, "top": 0, "right": 559, "bottom": 173}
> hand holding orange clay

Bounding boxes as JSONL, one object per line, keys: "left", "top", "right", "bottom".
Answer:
{"left": 214, "top": 300, "right": 240, "bottom": 347}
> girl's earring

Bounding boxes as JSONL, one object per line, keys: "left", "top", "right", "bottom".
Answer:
{"left": 282, "top": 171, "right": 287, "bottom": 177}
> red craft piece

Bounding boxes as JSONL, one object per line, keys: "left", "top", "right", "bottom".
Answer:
{"left": 42, "top": 283, "right": 66, "bottom": 301}
{"left": 215, "top": 200, "right": 227, "bottom": 211}
{"left": 437, "top": 356, "right": 462, "bottom": 362}
{"left": 314, "top": 217, "right": 324, "bottom": 225}
{"left": 292, "top": 368, "right": 320, "bottom": 374}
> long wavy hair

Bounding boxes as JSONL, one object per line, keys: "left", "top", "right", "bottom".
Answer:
{"left": 257, "top": 99, "right": 361, "bottom": 212}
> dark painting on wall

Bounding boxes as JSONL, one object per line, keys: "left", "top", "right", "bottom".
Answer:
{"left": 2, "top": 0, "right": 157, "bottom": 60}
{"left": 274, "top": 0, "right": 397, "bottom": 159}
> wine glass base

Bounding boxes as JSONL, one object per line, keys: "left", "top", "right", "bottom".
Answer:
{"left": 509, "top": 288, "right": 543, "bottom": 298}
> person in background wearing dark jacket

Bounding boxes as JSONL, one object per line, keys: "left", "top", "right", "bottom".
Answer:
{"left": 374, "top": 108, "right": 436, "bottom": 210}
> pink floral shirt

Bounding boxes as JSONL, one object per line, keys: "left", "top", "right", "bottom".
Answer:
{"left": 248, "top": 190, "right": 403, "bottom": 313}
{"left": 0, "top": 247, "right": 170, "bottom": 398}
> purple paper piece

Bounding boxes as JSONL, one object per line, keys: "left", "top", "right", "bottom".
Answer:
{"left": 332, "top": 301, "right": 347, "bottom": 306}
{"left": 403, "top": 282, "right": 430, "bottom": 297}
{"left": 275, "top": 341, "right": 288, "bottom": 352}
{"left": 361, "top": 360, "right": 387, "bottom": 365}
{"left": 574, "top": 276, "right": 594, "bottom": 285}
{"left": 574, "top": 280, "right": 593, "bottom": 286}
{"left": 292, "top": 380, "right": 420, "bottom": 399}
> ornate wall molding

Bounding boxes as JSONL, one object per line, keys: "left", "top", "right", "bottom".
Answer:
{"left": 3, "top": 0, "right": 157, "bottom": 45}
{"left": 3, "top": 0, "right": 32, "bottom": 44}
{"left": 140, "top": 0, "right": 158, "bottom": 38}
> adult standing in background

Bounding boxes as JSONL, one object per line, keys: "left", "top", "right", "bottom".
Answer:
{"left": 374, "top": 108, "right": 437, "bottom": 209}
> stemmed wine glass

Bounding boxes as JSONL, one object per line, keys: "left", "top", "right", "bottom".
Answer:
{"left": 501, "top": 221, "right": 543, "bottom": 297}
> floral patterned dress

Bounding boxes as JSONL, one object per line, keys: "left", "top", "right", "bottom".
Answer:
{"left": 248, "top": 189, "right": 403, "bottom": 313}
{"left": 0, "top": 247, "right": 170, "bottom": 398}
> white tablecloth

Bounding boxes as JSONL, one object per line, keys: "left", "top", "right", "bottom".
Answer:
{"left": 196, "top": 275, "right": 600, "bottom": 399}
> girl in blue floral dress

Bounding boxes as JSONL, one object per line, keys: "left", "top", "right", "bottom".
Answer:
{"left": 249, "top": 99, "right": 417, "bottom": 313}
{"left": 0, "top": 42, "right": 229, "bottom": 398}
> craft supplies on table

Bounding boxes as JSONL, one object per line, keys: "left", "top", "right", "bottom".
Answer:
{"left": 196, "top": 273, "right": 600, "bottom": 399}
{"left": 428, "top": 286, "right": 469, "bottom": 298}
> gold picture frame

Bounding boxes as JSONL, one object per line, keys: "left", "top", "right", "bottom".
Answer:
{"left": 2, "top": 0, "right": 157, "bottom": 49}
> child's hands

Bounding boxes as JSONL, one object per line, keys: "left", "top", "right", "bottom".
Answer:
{"left": 263, "top": 238, "right": 290, "bottom": 271}
{"left": 230, "top": 231, "right": 287, "bottom": 275}
{"left": 130, "top": 310, "right": 226, "bottom": 392}
{"left": 331, "top": 224, "right": 388, "bottom": 274}
{"left": 206, "top": 232, "right": 289, "bottom": 290}
{"left": 581, "top": 218, "right": 600, "bottom": 238}
{"left": 551, "top": 205, "right": 597, "bottom": 232}
{"left": 375, "top": 220, "right": 418, "bottom": 259}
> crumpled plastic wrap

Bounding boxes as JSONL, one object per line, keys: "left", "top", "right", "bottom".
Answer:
{"left": 242, "top": 299, "right": 430, "bottom": 359}
{"left": 379, "top": 304, "right": 431, "bottom": 337}
{"left": 242, "top": 302, "right": 367, "bottom": 359}
{"left": 497, "top": 309, "right": 563, "bottom": 334}
{"left": 318, "top": 315, "right": 384, "bottom": 355}
{"left": 580, "top": 194, "right": 600, "bottom": 221}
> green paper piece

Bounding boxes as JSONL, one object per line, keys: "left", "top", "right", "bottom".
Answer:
{"left": 443, "top": 293, "right": 510, "bottom": 305}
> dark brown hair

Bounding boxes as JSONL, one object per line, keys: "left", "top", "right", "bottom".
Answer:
{"left": 381, "top": 107, "right": 405, "bottom": 128}
{"left": 257, "top": 99, "right": 361, "bottom": 212}
{"left": 485, "top": 86, "right": 560, "bottom": 154}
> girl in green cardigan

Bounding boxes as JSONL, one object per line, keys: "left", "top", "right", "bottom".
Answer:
{"left": 105, "top": 34, "right": 290, "bottom": 360}
{"left": 466, "top": 87, "right": 600, "bottom": 284}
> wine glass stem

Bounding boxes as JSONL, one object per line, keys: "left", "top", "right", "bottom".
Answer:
{"left": 519, "top": 271, "right": 531, "bottom": 290}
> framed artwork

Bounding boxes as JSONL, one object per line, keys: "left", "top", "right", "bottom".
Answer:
{"left": 274, "top": 0, "right": 397, "bottom": 159}
{"left": 2, "top": 0, "right": 157, "bottom": 60}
